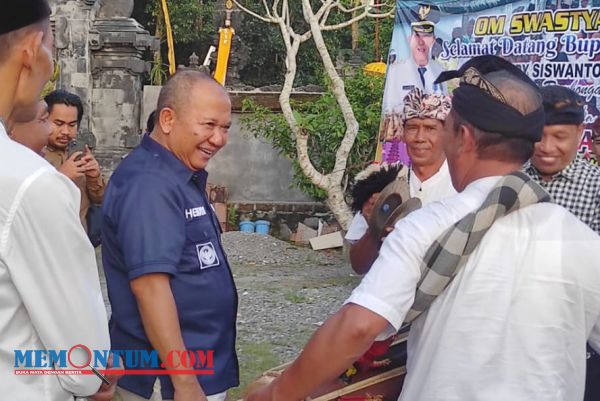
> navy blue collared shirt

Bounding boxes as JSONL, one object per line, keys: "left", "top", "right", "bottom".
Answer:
{"left": 102, "top": 134, "right": 239, "bottom": 398}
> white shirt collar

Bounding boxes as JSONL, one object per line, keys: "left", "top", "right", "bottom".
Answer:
{"left": 409, "top": 159, "right": 449, "bottom": 191}
{"left": 0, "top": 120, "right": 7, "bottom": 139}
{"left": 462, "top": 175, "right": 503, "bottom": 192}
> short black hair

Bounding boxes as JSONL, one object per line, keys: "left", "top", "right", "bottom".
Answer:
{"left": 541, "top": 85, "right": 585, "bottom": 126}
{"left": 146, "top": 110, "right": 156, "bottom": 133}
{"left": 451, "top": 110, "right": 534, "bottom": 165}
{"left": 45, "top": 89, "right": 84, "bottom": 124}
{"left": 350, "top": 164, "right": 403, "bottom": 213}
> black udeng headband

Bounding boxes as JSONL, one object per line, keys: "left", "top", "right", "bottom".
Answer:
{"left": 435, "top": 55, "right": 544, "bottom": 142}
{"left": 0, "top": 0, "right": 51, "bottom": 35}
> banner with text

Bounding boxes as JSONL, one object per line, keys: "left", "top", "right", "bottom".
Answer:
{"left": 377, "top": 0, "right": 600, "bottom": 164}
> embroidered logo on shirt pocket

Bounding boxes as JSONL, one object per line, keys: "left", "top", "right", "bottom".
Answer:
{"left": 196, "top": 241, "right": 220, "bottom": 269}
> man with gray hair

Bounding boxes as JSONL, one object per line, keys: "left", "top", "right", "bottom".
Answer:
{"left": 102, "top": 70, "right": 238, "bottom": 401}
{"left": 247, "top": 55, "right": 600, "bottom": 401}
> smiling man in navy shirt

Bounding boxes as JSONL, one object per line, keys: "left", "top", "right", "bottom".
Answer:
{"left": 102, "top": 70, "right": 238, "bottom": 401}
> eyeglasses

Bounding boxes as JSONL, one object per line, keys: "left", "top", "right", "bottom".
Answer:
{"left": 461, "top": 67, "right": 507, "bottom": 104}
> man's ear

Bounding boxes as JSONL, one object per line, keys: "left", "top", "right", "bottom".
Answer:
{"left": 576, "top": 123, "right": 585, "bottom": 139}
{"left": 458, "top": 124, "right": 476, "bottom": 155}
{"left": 158, "top": 107, "right": 175, "bottom": 134}
{"left": 20, "top": 30, "right": 44, "bottom": 70}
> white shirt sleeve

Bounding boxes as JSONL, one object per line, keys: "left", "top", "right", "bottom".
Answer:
{"left": 344, "top": 191, "right": 479, "bottom": 334}
{"left": 345, "top": 207, "right": 435, "bottom": 331}
{"left": 3, "top": 170, "right": 110, "bottom": 396}
{"left": 345, "top": 212, "right": 369, "bottom": 242}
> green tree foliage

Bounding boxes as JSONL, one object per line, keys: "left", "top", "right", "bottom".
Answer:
{"left": 359, "top": 15, "right": 394, "bottom": 62}
{"left": 236, "top": 3, "right": 393, "bottom": 87}
{"left": 237, "top": 1, "right": 350, "bottom": 87}
{"left": 145, "top": 0, "right": 216, "bottom": 45}
{"left": 133, "top": 1, "right": 393, "bottom": 87}
{"left": 134, "top": 0, "right": 217, "bottom": 84}
{"left": 241, "top": 71, "right": 385, "bottom": 201}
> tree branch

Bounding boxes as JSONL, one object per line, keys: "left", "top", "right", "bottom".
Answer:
{"left": 261, "top": 0, "right": 272, "bottom": 18}
{"left": 315, "top": 0, "right": 336, "bottom": 20}
{"left": 275, "top": 21, "right": 327, "bottom": 188}
{"left": 302, "top": 0, "right": 359, "bottom": 179}
{"left": 322, "top": 9, "right": 394, "bottom": 31}
{"left": 231, "top": 0, "right": 276, "bottom": 23}
{"left": 299, "top": 30, "right": 312, "bottom": 43}
{"left": 334, "top": 2, "right": 365, "bottom": 14}
{"left": 317, "top": 1, "right": 335, "bottom": 26}
{"left": 272, "top": 0, "right": 282, "bottom": 19}
{"left": 336, "top": 0, "right": 395, "bottom": 14}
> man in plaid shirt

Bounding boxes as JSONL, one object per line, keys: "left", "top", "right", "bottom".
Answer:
{"left": 525, "top": 85, "right": 600, "bottom": 401}
{"left": 526, "top": 85, "right": 600, "bottom": 235}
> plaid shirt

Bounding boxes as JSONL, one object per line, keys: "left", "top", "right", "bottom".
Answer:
{"left": 525, "top": 155, "right": 600, "bottom": 235}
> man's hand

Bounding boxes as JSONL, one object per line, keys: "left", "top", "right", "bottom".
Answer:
{"left": 244, "top": 372, "right": 280, "bottom": 401}
{"left": 381, "top": 225, "right": 395, "bottom": 241}
{"left": 362, "top": 193, "right": 381, "bottom": 221}
{"left": 245, "top": 383, "right": 275, "bottom": 401}
{"left": 82, "top": 146, "right": 101, "bottom": 178}
{"left": 89, "top": 355, "right": 123, "bottom": 401}
{"left": 58, "top": 152, "right": 87, "bottom": 180}
{"left": 173, "top": 377, "right": 208, "bottom": 401}
{"left": 130, "top": 274, "right": 209, "bottom": 401}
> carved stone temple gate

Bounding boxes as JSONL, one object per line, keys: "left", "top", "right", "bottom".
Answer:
{"left": 50, "top": 0, "right": 158, "bottom": 172}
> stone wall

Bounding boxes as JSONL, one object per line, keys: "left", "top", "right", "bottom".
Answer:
{"left": 50, "top": 0, "right": 157, "bottom": 173}
{"left": 206, "top": 113, "right": 311, "bottom": 203}
{"left": 52, "top": 0, "right": 99, "bottom": 142}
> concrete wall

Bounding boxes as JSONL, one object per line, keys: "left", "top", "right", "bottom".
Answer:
{"left": 206, "top": 114, "right": 311, "bottom": 203}
{"left": 142, "top": 86, "right": 312, "bottom": 203}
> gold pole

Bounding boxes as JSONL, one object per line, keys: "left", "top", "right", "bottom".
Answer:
{"left": 160, "top": 0, "right": 176, "bottom": 75}
{"left": 213, "top": 0, "right": 235, "bottom": 85}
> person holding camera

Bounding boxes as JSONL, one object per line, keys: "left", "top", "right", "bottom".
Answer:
{"left": 44, "top": 89, "right": 105, "bottom": 234}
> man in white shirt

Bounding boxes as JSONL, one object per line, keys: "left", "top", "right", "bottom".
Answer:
{"left": 247, "top": 56, "right": 600, "bottom": 401}
{"left": 0, "top": 1, "right": 112, "bottom": 400}
{"left": 346, "top": 88, "right": 456, "bottom": 273}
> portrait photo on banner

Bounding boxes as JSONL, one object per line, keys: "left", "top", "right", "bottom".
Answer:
{"left": 377, "top": 0, "right": 600, "bottom": 165}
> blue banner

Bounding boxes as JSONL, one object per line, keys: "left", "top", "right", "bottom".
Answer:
{"left": 377, "top": 0, "right": 600, "bottom": 164}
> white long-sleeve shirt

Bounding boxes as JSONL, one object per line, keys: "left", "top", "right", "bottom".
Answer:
{"left": 347, "top": 176, "right": 600, "bottom": 401}
{"left": 0, "top": 124, "right": 110, "bottom": 400}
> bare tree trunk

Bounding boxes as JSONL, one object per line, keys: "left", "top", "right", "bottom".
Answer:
{"left": 273, "top": 18, "right": 327, "bottom": 195}
{"left": 232, "top": 0, "right": 394, "bottom": 230}
{"left": 302, "top": 0, "right": 356, "bottom": 229}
